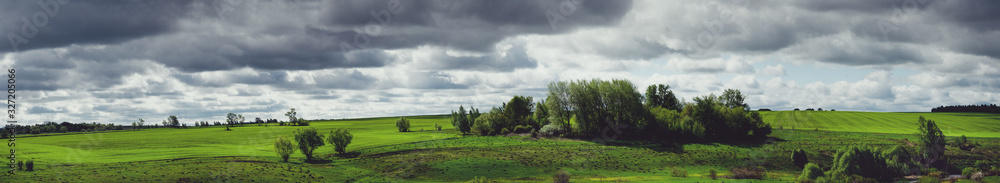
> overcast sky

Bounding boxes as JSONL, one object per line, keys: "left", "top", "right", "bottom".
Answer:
{"left": 2, "top": 0, "right": 999, "bottom": 125}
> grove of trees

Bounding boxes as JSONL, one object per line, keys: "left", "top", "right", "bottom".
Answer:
{"left": 452, "top": 79, "right": 772, "bottom": 142}
{"left": 931, "top": 104, "right": 1000, "bottom": 113}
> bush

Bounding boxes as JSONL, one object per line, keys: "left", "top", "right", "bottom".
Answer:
{"left": 729, "top": 166, "right": 766, "bottom": 179}
{"left": 396, "top": 117, "right": 410, "bottom": 132}
{"left": 830, "top": 146, "right": 905, "bottom": 181}
{"left": 708, "top": 169, "right": 718, "bottom": 180}
{"left": 25, "top": 159, "right": 33, "bottom": 171}
{"left": 472, "top": 112, "right": 496, "bottom": 136}
{"left": 539, "top": 123, "right": 566, "bottom": 137}
{"left": 327, "top": 129, "right": 353, "bottom": 154}
{"left": 274, "top": 135, "right": 295, "bottom": 162}
{"left": 971, "top": 171, "right": 985, "bottom": 182}
{"left": 500, "top": 128, "right": 510, "bottom": 135}
{"left": 975, "top": 160, "right": 990, "bottom": 171}
{"left": 435, "top": 123, "right": 442, "bottom": 131}
{"left": 964, "top": 167, "right": 978, "bottom": 178}
{"left": 798, "top": 163, "right": 824, "bottom": 182}
{"left": 792, "top": 149, "right": 808, "bottom": 168}
{"left": 669, "top": 167, "right": 687, "bottom": 177}
{"left": 293, "top": 127, "right": 325, "bottom": 161}
{"left": 16, "top": 160, "right": 22, "bottom": 170}
{"left": 465, "top": 176, "right": 497, "bottom": 183}
{"left": 553, "top": 170, "right": 571, "bottom": 183}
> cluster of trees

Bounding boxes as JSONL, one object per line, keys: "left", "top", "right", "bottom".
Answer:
{"left": 452, "top": 79, "right": 771, "bottom": 142}
{"left": 465, "top": 95, "right": 537, "bottom": 136}
{"left": 797, "top": 116, "right": 947, "bottom": 182}
{"left": 931, "top": 104, "right": 1000, "bottom": 113}
{"left": 1, "top": 122, "right": 124, "bottom": 138}
{"left": 450, "top": 106, "right": 481, "bottom": 134}
{"left": 273, "top": 127, "right": 353, "bottom": 162}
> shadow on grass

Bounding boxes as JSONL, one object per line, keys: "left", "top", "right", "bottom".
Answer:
{"left": 333, "top": 152, "right": 361, "bottom": 159}
{"left": 588, "top": 136, "right": 787, "bottom": 154}
{"left": 303, "top": 159, "right": 332, "bottom": 164}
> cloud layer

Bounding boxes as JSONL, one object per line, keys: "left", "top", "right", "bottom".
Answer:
{"left": 1, "top": 0, "right": 998, "bottom": 124}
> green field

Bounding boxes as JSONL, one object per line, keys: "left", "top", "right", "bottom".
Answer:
{"left": 761, "top": 111, "right": 1000, "bottom": 138}
{"left": 2, "top": 112, "right": 999, "bottom": 182}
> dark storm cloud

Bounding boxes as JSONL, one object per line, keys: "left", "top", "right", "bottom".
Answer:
{"left": 0, "top": 0, "right": 195, "bottom": 53}
{"left": 320, "top": 0, "right": 633, "bottom": 52}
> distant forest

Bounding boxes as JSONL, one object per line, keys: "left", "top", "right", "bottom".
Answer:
{"left": 931, "top": 104, "right": 1000, "bottom": 113}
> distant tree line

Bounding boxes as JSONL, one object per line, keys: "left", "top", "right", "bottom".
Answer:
{"left": 451, "top": 79, "right": 771, "bottom": 141}
{"left": 1, "top": 122, "right": 123, "bottom": 138}
{"left": 931, "top": 104, "right": 1000, "bottom": 113}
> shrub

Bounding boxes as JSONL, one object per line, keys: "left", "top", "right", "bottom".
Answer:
{"left": 25, "top": 159, "right": 33, "bottom": 171}
{"left": 792, "top": 149, "right": 808, "bottom": 168}
{"left": 830, "top": 146, "right": 905, "bottom": 181}
{"left": 971, "top": 171, "right": 984, "bottom": 182}
{"left": 435, "top": 123, "right": 442, "bottom": 131}
{"left": 729, "top": 166, "right": 766, "bottom": 179}
{"left": 327, "top": 129, "right": 353, "bottom": 154}
{"left": 975, "top": 160, "right": 990, "bottom": 171}
{"left": 798, "top": 163, "right": 824, "bottom": 182}
{"left": 954, "top": 135, "right": 977, "bottom": 150}
{"left": 708, "top": 169, "right": 718, "bottom": 180}
{"left": 274, "top": 135, "right": 295, "bottom": 162}
{"left": 500, "top": 128, "right": 510, "bottom": 135}
{"left": 472, "top": 113, "right": 495, "bottom": 136}
{"left": 16, "top": 160, "right": 23, "bottom": 170}
{"left": 396, "top": 117, "right": 410, "bottom": 132}
{"left": 539, "top": 123, "right": 566, "bottom": 137}
{"left": 294, "top": 127, "right": 325, "bottom": 161}
{"left": 669, "top": 167, "right": 687, "bottom": 177}
{"left": 553, "top": 170, "right": 571, "bottom": 183}
{"left": 465, "top": 176, "right": 497, "bottom": 183}
{"left": 963, "top": 167, "right": 978, "bottom": 178}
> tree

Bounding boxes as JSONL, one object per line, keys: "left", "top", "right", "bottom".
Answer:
{"left": 238, "top": 114, "right": 245, "bottom": 126}
{"left": 792, "top": 149, "right": 808, "bottom": 168}
{"left": 226, "top": 113, "right": 239, "bottom": 129}
{"left": 916, "top": 116, "right": 946, "bottom": 168}
{"left": 168, "top": 115, "right": 180, "bottom": 127}
{"left": 285, "top": 108, "right": 298, "bottom": 125}
{"left": 396, "top": 117, "right": 411, "bottom": 132}
{"left": 256, "top": 117, "right": 263, "bottom": 126}
{"left": 721, "top": 88, "right": 748, "bottom": 110}
{"left": 453, "top": 105, "right": 471, "bottom": 134}
{"left": 136, "top": 118, "right": 144, "bottom": 130}
{"left": 293, "top": 127, "right": 325, "bottom": 161}
{"left": 327, "top": 129, "right": 353, "bottom": 154}
{"left": 645, "top": 84, "right": 681, "bottom": 111}
{"left": 798, "top": 163, "right": 824, "bottom": 182}
{"left": 274, "top": 135, "right": 295, "bottom": 162}
{"left": 534, "top": 101, "right": 549, "bottom": 127}
{"left": 504, "top": 96, "right": 534, "bottom": 128}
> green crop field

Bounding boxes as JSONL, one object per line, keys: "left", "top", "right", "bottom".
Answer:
{"left": 3, "top": 112, "right": 1000, "bottom": 182}
{"left": 761, "top": 111, "right": 1000, "bottom": 138}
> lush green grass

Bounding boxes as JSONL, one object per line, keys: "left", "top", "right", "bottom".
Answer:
{"left": 2, "top": 112, "right": 999, "bottom": 182}
{"left": 761, "top": 111, "right": 1000, "bottom": 137}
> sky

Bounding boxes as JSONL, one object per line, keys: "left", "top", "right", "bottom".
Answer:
{"left": 1, "top": 0, "right": 999, "bottom": 125}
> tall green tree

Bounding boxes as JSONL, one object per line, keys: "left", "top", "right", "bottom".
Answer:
{"left": 285, "top": 108, "right": 298, "bottom": 125}
{"left": 645, "top": 84, "right": 681, "bottom": 111}
{"left": 916, "top": 116, "right": 946, "bottom": 168}
{"left": 327, "top": 129, "right": 353, "bottom": 154}
{"left": 168, "top": 115, "right": 180, "bottom": 127}
{"left": 721, "top": 88, "right": 748, "bottom": 110}
{"left": 458, "top": 105, "right": 470, "bottom": 134}
{"left": 293, "top": 127, "right": 325, "bottom": 161}
{"left": 534, "top": 101, "right": 549, "bottom": 127}
{"left": 274, "top": 135, "right": 295, "bottom": 162}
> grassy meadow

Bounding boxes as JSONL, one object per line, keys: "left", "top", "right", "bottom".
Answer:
{"left": 2, "top": 111, "right": 999, "bottom": 182}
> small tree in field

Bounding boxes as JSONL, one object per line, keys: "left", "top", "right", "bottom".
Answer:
{"left": 916, "top": 116, "right": 945, "bottom": 168}
{"left": 327, "top": 129, "right": 353, "bottom": 154}
{"left": 274, "top": 135, "right": 295, "bottom": 162}
{"left": 396, "top": 117, "right": 411, "bottom": 132}
{"left": 792, "top": 149, "right": 808, "bottom": 168}
{"left": 294, "top": 127, "right": 325, "bottom": 161}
